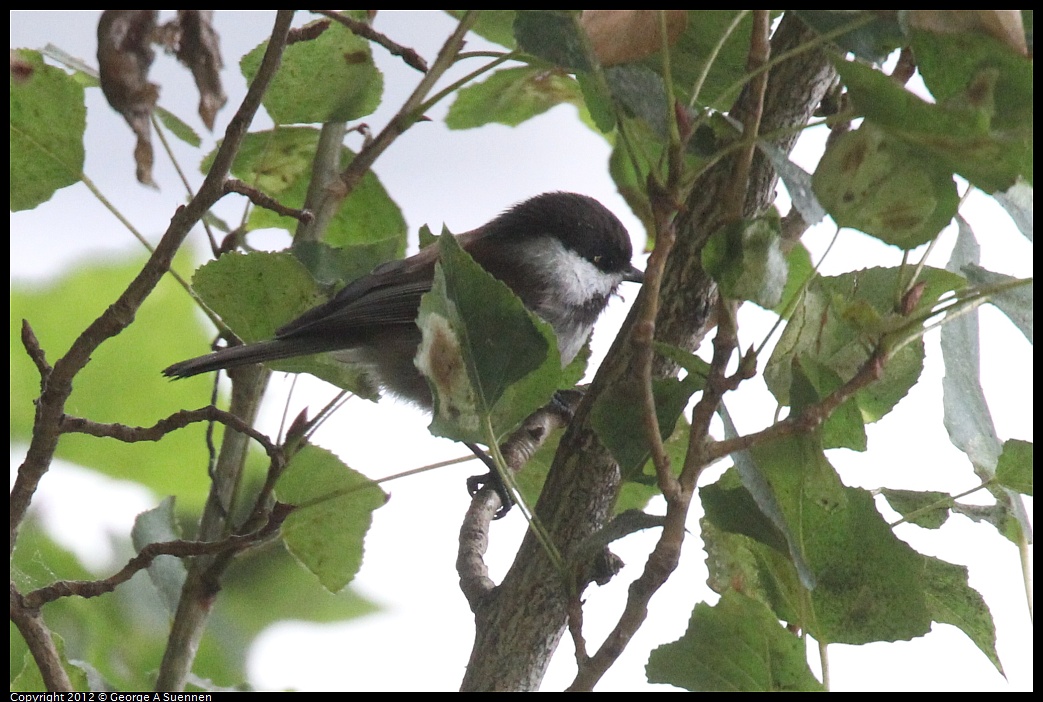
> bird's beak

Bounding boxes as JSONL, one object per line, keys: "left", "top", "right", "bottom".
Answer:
{"left": 623, "top": 264, "right": 644, "bottom": 284}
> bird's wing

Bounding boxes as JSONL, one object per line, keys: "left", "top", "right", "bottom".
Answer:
{"left": 274, "top": 229, "right": 483, "bottom": 340}
{"left": 275, "top": 256, "right": 436, "bottom": 339}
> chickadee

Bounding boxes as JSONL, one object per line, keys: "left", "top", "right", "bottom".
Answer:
{"left": 164, "top": 192, "right": 644, "bottom": 408}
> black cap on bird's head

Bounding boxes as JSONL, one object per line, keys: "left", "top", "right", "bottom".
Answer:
{"left": 484, "top": 192, "right": 643, "bottom": 284}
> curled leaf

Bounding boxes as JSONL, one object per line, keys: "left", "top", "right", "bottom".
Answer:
{"left": 175, "top": 10, "right": 226, "bottom": 130}
{"left": 97, "top": 10, "right": 159, "bottom": 186}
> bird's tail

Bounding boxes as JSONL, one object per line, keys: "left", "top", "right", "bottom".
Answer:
{"left": 162, "top": 339, "right": 328, "bottom": 379}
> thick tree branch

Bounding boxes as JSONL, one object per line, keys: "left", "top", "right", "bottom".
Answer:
{"left": 457, "top": 395, "right": 581, "bottom": 609}
{"left": 10, "top": 582, "right": 73, "bottom": 692}
{"left": 461, "top": 13, "right": 837, "bottom": 691}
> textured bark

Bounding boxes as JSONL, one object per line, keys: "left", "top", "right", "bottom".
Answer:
{"left": 460, "top": 14, "right": 837, "bottom": 691}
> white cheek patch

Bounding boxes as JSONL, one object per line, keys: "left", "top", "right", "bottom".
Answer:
{"left": 529, "top": 238, "right": 622, "bottom": 306}
{"left": 525, "top": 237, "right": 626, "bottom": 365}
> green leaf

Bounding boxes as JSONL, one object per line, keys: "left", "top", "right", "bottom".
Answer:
{"left": 911, "top": 29, "right": 1032, "bottom": 133}
{"left": 794, "top": 10, "right": 903, "bottom": 63}
{"left": 715, "top": 408, "right": 818, "bottom": 590}
{"left": 703, "top": 216, "right": 788, "bottom": 308}
{"left": 879, "top": 488, "right": 953, "bottom": 529}
{"left": 835, "top": 57, "right": 1031, "bottom": 193}
{"left": 656, "top": 11, "right": 759, "bottom": 110}
{"left": 291, "top": 240, "right": 396, "bottom": 291}
{"left": 10, "top": 50, "right": 85, "bottom": 211}
{"left": 753, "top": 442, "right": 938, "bottom": 644}
{"left": 921, "top": 556, "right": 1004, "bottom": 675}
{"left": 447, "top": 9, "right": 517, "bottom": 49}
{"left": 765, "top": 266, "right": 965, "bottom": 421}
{"left": 514, "top": 10, "right": 591, "bottom": 71}
{"left": 604, "top": 64, "right": 669, "bottom": 137}
{"left": 798, "top": 485, "right": 943, "bottom": 644}
{"left": 418, "top": 223, "right": 438, "bottom": 249}
{"left": 752, "top": 434, "right": 848, "bottom": 572}
{"left": 416, "top": 229, "right": 561, "bottom": 443}
{"left": 995, "top": 438, "right": 1033, "bottom": 495}
{"left": 813, "top": 123, "right": 960, "bottom": 249}
{"left": 704, "top": 476, "right": 1003, "bottom": 669}
{"left": 608, "top": 114, "right": 713, "bottom": 242}
{"left": 575, "top": 70, "right": 616, "bottom": 132}
{"left": 276, "top": 444, "right": 388, "bottom": 592}
{"left": 208, "top": 126, "right": 314, "bottom": 196}
{"left": 614, "top": 418, "right": 690, "bottom": 513}
{"left": 608, "top": 117, "right": 659, "bottom": 236}
{"left": 591, "top": 373, "right": 699, "bottom": 481}
{"left": 646, "top": 592, "right": 824, "bottom": 691}
{"left": 792, "top": 355, "right": 867, "bottom": 451}
{"left": 702, "top": 476, "right": 790, "bottom": 555}
{"left": 961, "top": 263, "right": 1033, "bottom": 343}
{"left": 701, "top": 516, "right": 804, "bottom": 625}
{"left": 446, "top": 66, "right": 584, "bottom": 129}
{"left": 131, "top": 497, "right": 187, "bottom": 615}
{"left": 241, "top": 16, "right": 383, "bottom": 124}
{"left": 156, "top": 106, "right": 202, "bottom": 147}
{"left": 774, "top": 244, "right": 814, "bottom": 315}
{"left": 193, "top": 251, "right": 323, "bottom": 343}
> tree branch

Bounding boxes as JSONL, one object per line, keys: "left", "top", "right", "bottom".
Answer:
{"left": 457, "top": 395, "right": 581, "bottom": 610}
{"left": 461, "top": 13, "right": 837, "bottom": 691}
{"left": 224, "top": 178, "right": 314, "bottom": 223}
{"left": 10, "top": 582, "right": 73, "bottom": 692}
{"left": 23, "top": 506, "right": 291, "bottom": 610}
{"left": 312, "top": 10, "right": 429, "bottom": 73}
{"left": 59, "top": 405, "right": 278, "bottom": 457}
{"left": 10, "top": 10, "right": 295, "bottom": 560}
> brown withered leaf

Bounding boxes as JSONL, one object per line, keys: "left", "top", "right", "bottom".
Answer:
{"left": 581, "top": 10, "right": 687, "bottom": 67}
{"left": 175, "top": 10, "right": 226, "bottom": 130}
{"left": 908, "top": 10, "right": 1027, "bottom": 56}
{"left": 97, "top": 10, "right": 159, "bottom": 186}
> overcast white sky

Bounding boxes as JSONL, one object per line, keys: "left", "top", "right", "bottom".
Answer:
{"left": 11, "top": 11, "right": 1032, "bottom": 691}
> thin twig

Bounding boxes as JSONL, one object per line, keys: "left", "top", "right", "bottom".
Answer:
{"left": 23, "top": 508, "right": 291, "bottom": 610}
{"left": 337, "top": 12, "right": 478, "bottom": 197}
{"left": 224, "top": 178, "right": 314, "bottom": 223}
{"left": 569, "top": 12, "right": 774, "bottom": 691}
{"left": 312, "top": 10, "right": 429, "bottom": 72}
{"left": 300, "top": 12, "right": 478, "bottom": 246}
{"left": 152, "top": 13, "right": 296, "bottom": 691}
{"left": 723, "top": 10, "right": 770, "bottom": 223}
{"left": 707, "top": 347, "right": 886, "bottom": 464}
{"left": 59, "top": 406, "right": 279, "bottom": 457}
{"left": 10, "top": 9, "right": 293, "bottom": 558}
{"left": 20, "top": 319, "right": 51, "bottom": 386}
